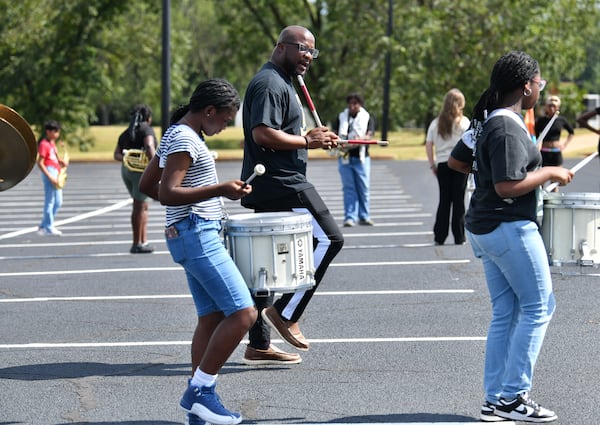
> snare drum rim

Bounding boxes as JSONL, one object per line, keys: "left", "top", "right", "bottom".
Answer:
{"left": 543, "top": 192, "right": 600, "bottom": 209}
{"left": 224, "top": 211, "right": 313, "bottom": 234}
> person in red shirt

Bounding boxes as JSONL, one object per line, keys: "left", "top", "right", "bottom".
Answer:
{"left": 37, "top": 120, "right": 68, "bottom": 236}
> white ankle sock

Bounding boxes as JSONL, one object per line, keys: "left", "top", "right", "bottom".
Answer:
{"left": 190, "top": 368, "right": 217, "bottom": 388}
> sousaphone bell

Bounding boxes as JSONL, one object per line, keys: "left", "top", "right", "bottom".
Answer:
{"left": 0, "top": 104, "right": 37, "bottom": 191}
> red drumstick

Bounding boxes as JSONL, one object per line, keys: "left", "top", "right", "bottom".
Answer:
{"left": 297, "top": 76, "right": 388, "bottom": 148}
{"left": 339, "top": 139, "right": 389, "bottom": 147}
{"left": 296, "top": 75, "right": 323, "bottom": 127}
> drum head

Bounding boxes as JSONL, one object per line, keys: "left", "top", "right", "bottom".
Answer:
{"left": 225, "top": 212, "right": 312, "bottom": 234}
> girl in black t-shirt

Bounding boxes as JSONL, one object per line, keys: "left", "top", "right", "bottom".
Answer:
{"left": 465, "top": 51, "right": 572, "bottom": 423}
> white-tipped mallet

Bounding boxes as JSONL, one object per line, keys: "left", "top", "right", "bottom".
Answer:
{"left": 242, "top": 163, "right": 266, "bottom": 188}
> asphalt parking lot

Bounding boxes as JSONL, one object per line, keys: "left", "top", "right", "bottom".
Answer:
{"left": 1, "top": 157, "right": 599, "bottom": 425}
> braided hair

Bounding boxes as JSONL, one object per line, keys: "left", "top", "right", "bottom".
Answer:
{"left": 128, "top": 104, "right": 152, "bottom": 141}
{"left": 469, "top": 51, "right": 539, "bottom": 171}
{"left": 170, "top": 78, "right": 240, "bottom": 129}
{"left": 472, "top": 51, "right": 539, "bottom": 122}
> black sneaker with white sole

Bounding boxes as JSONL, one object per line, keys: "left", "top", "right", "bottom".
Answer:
{"left": 480, "top": 401, "right": 510, "bottom": 422}
{"left": 495, "top": 392, "right": 557, "bottom": 423}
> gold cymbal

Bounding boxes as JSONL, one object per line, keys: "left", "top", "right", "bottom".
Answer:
{"left": 0, "top": 105, "right": 36, "bottom": 192}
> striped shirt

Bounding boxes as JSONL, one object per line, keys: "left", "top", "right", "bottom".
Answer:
{"left": 157, "top": 124, "right": 222, "bottom": 226}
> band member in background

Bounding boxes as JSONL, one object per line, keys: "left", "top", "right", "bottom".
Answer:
{"left": 37, "top": 120, "right": 67, "bottom": 236}
{"left": 139, "top": 79, "right": 257, "bottom": 425}
{"left": 334, "top": 93, "right": 375, "bottom": 227}
{"left": 114, "top": 104, "right": 157, "bottom": 253}
{"left": 240, "top": 25, "right": 343, "bottom": 365}
{"left": 535, "top": 95, "right": 575, "bottom": 167}
{"left": 426, "top": 88, "right": 470, "bottom": 245}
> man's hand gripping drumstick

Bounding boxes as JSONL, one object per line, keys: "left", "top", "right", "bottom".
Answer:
{"left": 297, "top": 75, "right": 388, "bottom": 148}
{"left": 296, "top": 75, "right": 339, "bottom": 150}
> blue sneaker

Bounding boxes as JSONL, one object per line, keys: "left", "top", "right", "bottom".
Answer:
{"left": 184, "top": 411, "right": 240, "bottom": 425}
{"left": 179, "top": 381, "right": 242, "bottom": 425}
{"left": 184, "top": 412, "right": 206, "bottom": 425}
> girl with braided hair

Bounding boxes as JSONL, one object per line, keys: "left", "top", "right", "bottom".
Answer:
{"left": 114, "top": 104, "right": 157, "bottom": 253}
{"left": 466, "top": 51, "right": 573, "bottom": 423}
{"left": 139, "top": 79, "right": 256, "bottom": 425}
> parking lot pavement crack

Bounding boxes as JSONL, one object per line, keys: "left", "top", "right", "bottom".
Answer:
{"left": 62, "top": 376, "right": 99, "bottom": 422}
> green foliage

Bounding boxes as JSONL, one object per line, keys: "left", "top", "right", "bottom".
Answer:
{"left": 0, "top": 0, "right": 134, "bottom": 149}
{"left": 214, "top": 0, "right": 599, "bottom": 130}
{"left": 0, "top": 0, "right": 598, "bottom": 152}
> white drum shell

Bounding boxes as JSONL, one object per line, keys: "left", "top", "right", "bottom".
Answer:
{"left": 541, "top": 192, "right": 600, "bottom": 265}
{"left": 224, "top": 212, "right": 315, "bottom": 295}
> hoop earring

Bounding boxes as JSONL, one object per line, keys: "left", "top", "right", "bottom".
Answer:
{"left": 524, "top": 88, "right": 532, "bottom": 97}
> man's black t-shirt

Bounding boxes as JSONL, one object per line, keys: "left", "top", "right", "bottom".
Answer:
{"left": 241, "top": 62, "right": 312, "bottom": 208}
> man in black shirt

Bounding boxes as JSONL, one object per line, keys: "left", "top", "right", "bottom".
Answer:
{"left": 240, "top": 25, "right": 343, "bottom": 365}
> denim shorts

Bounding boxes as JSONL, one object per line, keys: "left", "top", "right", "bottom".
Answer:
{"left": 165, "top": 215, "right": 254, "bottom": 317}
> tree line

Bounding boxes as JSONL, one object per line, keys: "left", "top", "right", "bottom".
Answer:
{"left": 0, "top": 0, "right": 598, "bottom": 150}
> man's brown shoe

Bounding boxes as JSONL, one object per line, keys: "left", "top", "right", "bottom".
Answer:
{"left": 242, "top": 344, "right": 302, "bottom": 365}
{"left": 288, "top": 322, "right": 309, "bottom": 348}
{"left": 262, "top": 306, "right": 310, "bottom": 351}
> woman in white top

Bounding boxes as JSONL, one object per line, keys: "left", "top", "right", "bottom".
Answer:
{"left": 425, "top": 88, "right": 470, "bottom": 245}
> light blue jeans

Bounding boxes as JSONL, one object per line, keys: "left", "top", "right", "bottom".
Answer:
{"left": 338, "top": 156, "right": 371, "bottom": 222}
{"left": 165, "top": 214, "right": 254, "bottom": 318}
{"left": 467, "top": 220, "right": 555, "bottom": 403}
{"left": 40, "top": 166, "right": 63, "bottom": 231}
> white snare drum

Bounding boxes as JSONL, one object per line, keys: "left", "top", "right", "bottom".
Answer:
{"left": 541, "top": 192, "right": 600, "bottom": 266}
{"left": 224, "top": 212, "right": 315, "bottom": 295}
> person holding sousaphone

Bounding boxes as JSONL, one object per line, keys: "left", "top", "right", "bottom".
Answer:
{"left": 37, "top": 120, "right": 68, "bottom": 236}
{"left": 114, "top": 104, "right": 157, "bottom": 253}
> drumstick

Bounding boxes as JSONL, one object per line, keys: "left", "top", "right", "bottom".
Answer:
{"left": 338, "top": 139, "right": 389, "bottom": 147}
{"left": 545, "top": 151, "right": 598, "bottom": 192}
{"left": 296, "top": 75, "right": 323, "bottom": 127}
{"left": 296, "top": 76, "right": 387, "bottom": 148}
{"left": 536, "top": 111, "right": 559, "bottom": 149}
{"left": 242, "top": 163, "right": 265, "bottom": 188}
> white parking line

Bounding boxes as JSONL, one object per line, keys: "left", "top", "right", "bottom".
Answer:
{"left": 0, "top": 289, "right": 475, "bottom": 303}
{"left": 0, "top": 260, "right": 470, "bottom": 277}
{"left": 0, "top": 198, "right": 132, "bottom": 240}
{"left": 0, "top": 336, "right": 486, "bottom": 350}
{"left": 262, "top": 423, "right": 515, "bottom": 425}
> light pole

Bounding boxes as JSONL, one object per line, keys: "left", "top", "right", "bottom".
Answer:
{"left": 161, "top": 0, "right": 171, "bottom": 135}
{"left": 381, "top": 0, "right": 393, "bottom": 140}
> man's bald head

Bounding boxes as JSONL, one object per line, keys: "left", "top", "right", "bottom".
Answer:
{"left": 277, "top": 25, "right": 313, "bottom": 44}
